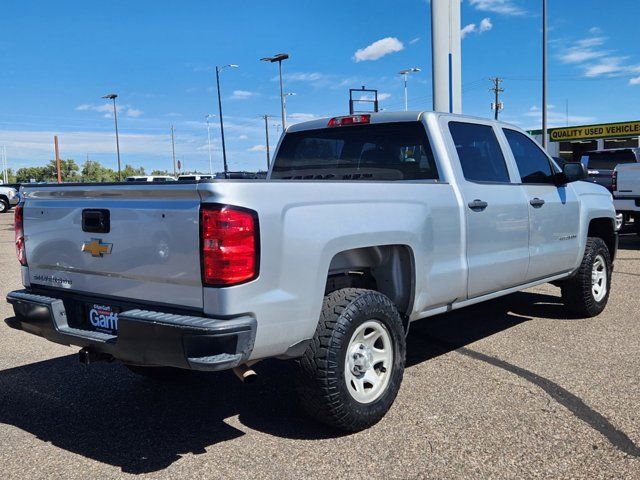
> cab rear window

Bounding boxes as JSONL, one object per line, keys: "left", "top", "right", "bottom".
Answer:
{"left": 271, "top": 122, "right": 439, "bottom": 181}
{"left": 584, "top": 150, "right": 637, "bottom": 170}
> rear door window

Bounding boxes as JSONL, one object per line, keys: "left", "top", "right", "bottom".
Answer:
{"left": 503, "top": 129, "right": 555, "bottom": 184}
{"left": 449, "top": 122, "right": 510, "bottom": 183}
{"left": 271, "top": 122, "right": 439, "bottom": 181}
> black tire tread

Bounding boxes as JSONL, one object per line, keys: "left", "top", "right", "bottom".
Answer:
{"left": 295, "top": 288, "right": 405, "bottom": 431}
{"left": 561, "top": 237, "right": 611, "bottom": 317}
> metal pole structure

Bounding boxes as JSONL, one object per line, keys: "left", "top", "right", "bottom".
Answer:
{"left": 542, "top": 0, "right": 548, "bottom": 149}
{"left": 260, "top": 115, "right": 272, "bottom": 170}
{"left": 171, "top": 125, "right": 177, "bottom": 177}
{"left": 102, "top": 94, "right": 121, "bottom": 180}
{"left": 54, "top": 136, "right": 62, "bottom": 183}
{"left": 431, "top": 0, "right": 462, "bottom": 113}
{"left": 403, "top": 73, "right": 408, "bottom": 111}
{"left": 490, "top": 77, "right": 504, "bottom": 120}
{"left": 2, "top": 146, "right": 7, "bottom": 184}
{"left": 205, "top": 114, "right": 215, "bottom": 175}
{"left": 278, "top": 61, "right": 286, "bottom": 130}
{"left": 261, "top": 54, "right": 290, "bottom": 130}
{"left": 399, "top": 68, "right": 420, "bottom": 111}
{"left": 216, "top": 65, "right": 238, "bottom": 178}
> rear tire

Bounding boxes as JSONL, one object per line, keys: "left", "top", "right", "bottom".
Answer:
{"left": 561, "top": 237, "right": 612, "bottom": 317}
{"left": 0, "top": 198, "right": 8, "bottom": 214}
{"left": 295, "top": 288, "right": 406, "bottom": 432}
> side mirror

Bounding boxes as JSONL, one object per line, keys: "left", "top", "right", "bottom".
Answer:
{"left": 559, "top": 162, "right": 588, "bottom": 184}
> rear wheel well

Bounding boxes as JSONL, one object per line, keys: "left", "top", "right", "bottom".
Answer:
{"left": 588, "top": 218, "right": 616, "bottom": 261}
{"left": 325, "top": 245, "right": 414, "bottom": 332}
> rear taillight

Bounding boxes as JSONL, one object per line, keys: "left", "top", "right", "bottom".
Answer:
{"left": 327, "top": 114, "right": 370, "bottom": 127}
{"left": 15, "top": 203, "right": 26, "bottom": 266}
{"left": 611, "top": 170, "right": 618, "bottom": 192}
{"left": 200, "top": 205, "right": 258, "bottom": 286}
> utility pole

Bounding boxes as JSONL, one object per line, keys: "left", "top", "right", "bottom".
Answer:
{"left": 54, "top": 136, "right": 62, "bottom": 183}
{"left": 171, "top": 125, "right": 177, "bottom": 177}
{"left": 205, "top": 114, "right": 215, "bottom": 175}
{"left": 259, "top": 114, "right": 274, "bottom": 170}
{"left": 489, "top": 77, "right": 504, "bottom": 120}
{"left": 542, "top": 0, "right": 548, "bottom": 149}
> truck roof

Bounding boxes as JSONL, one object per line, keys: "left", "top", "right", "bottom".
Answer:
{"left": 286, "top": 111, "right": 520, "bottom": 133}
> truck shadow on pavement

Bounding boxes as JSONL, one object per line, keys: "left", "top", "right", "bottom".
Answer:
{"left": 0, "top": 290, "right": 637, "bottom": 474}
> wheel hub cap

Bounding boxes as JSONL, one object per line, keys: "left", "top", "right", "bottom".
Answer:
{"left": 591, "top": 254, "right": 607, "bottom": 302}
{"left": 344, "top": 320, "right": 393, "bottom": 404}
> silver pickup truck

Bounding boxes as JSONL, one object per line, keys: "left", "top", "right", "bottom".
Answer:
{"left": 6, "top": 112, "right": 617, "bottom": 431}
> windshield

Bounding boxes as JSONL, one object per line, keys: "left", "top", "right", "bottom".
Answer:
{"left": 271, "top": 122, "right": 439, "bottom": 181}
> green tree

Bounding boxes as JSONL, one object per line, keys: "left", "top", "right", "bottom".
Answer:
{"left": 1, "top": 168, "right": 17, "bottom": 184}
{"left": 121, "top": 164, "right": 146, "bottom": 179}
{"left": 81, "top": 160, "right": 116, "bottom": 183}
{"left": 44, "top": 159, "right": 80, "bottom": 182}
{"left": 16, "top": 166, "right": 49, "bottom": 183}
{"left": 151, "top": 169, "right": 172, "bottom": 176}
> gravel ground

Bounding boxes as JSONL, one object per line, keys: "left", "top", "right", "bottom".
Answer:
{"left": 0, "top": 212, "right": 638, "bottom": 479}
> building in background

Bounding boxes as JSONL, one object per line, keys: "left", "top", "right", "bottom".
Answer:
{"left": 530, "top": 120, "right": 640, "bottom": 161}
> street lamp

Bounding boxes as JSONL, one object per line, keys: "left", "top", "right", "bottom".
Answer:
{"left": 102, "top": 93, "right": 122, "bottom": 180}
{"left": 282, "top": 92, "right": 296, "bottom": 124}
{"left": 216, "top": 64, "right": 238, "bottom": 178}
{"left": 398, "top": 68, "right": 421, "bottom": 111}
{"left": 260, "top": 53, "right": 290, "bottom": 130}
{"left": 205, "top": 114, "right": 216, "bottom": 175}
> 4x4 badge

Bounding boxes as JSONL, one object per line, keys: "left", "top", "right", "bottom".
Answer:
{"left": 82, "top": 238, "right": 113, "bottom": 257}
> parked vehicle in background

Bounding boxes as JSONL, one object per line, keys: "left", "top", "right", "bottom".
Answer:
{"left": 178, "top": 174, "right": 213, "bottom": 181}
{"left": 6, "top": 112, "right": 618, "bottom": 431}
{"left": 581, "top": 148, "right": 640, "bottom": 192}
{"left": 124, "top": 175, "right": 177, "bottom": 182}
{"left": 613, "top": 162, "right": 640, "bottom": 234}
{"left": 0, "top": 185, "right": 19, "bottom": 213}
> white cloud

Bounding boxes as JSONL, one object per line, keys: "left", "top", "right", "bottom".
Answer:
{"left": 353, "top": 37, "right": 404, "bottom": 62}
{"left": 461, "top": 23, "right": 477, "bottom": 39}
{"left": 479, "top": 17, "right": 493, "bottom": 33}
{"left": 630, "top": 76, "right": 640, "bottom": 86}
{"left": 520, "top": 105, "right": 596, "bottom": 129}
{"left": 461, "top": 18, "right": 492, "bottom": 39}
{"left": 468, "top": 0, "right": 525, "bottom": 16}
{"left": 378, "top": 93, "right": 392, "bottom": 101}
{"left": 557, "top": 30, "right": 640, "bottom": 83}
{"left": 230, "top": 90, "right": 257, "bottom": 100}
{"left": 237, "top": 134, "right": 249, "bottom": 140}
{"left": 409, "top": 37, "right": 421, "bottom": 45}
{"left": 75, "top": 103, "right": 143, "bottom": 118}
{"left": 248, "top": 144, "right": 266, "bottom": 152}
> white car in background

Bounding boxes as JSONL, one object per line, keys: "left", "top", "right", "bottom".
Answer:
{"left": 0, "top": 185, "right": 19, "bottom": 213}
{"left": 124, "top": 175, "right": 177, "bottom": 182}
{"left": 613, "top": 162, "right": 640, "bottom": 234}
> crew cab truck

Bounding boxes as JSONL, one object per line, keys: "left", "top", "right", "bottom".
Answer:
{"left": 613, "top": 162, "right": 640, "bottom": 234}
{"left": 6, "top": 112, "right": 617, "bottom": 431}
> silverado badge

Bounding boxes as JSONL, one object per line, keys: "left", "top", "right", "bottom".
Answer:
{"left": 82, "top": 238, "right": 113, "bottom": 257}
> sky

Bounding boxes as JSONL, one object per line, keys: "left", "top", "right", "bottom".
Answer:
{"left": 1, "top": 0, "right": 639, "bottom": 174}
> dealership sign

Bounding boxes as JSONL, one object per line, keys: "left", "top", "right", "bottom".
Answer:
{"left": 548, "top": 121, "right": 640, "bottom": 142}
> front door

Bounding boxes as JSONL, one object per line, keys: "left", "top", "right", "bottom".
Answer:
{"left": 502, "top": 128, "right": 581, "bottom": 280}
{"left": 448, "top": 121, "right": 530, "bottom": 299}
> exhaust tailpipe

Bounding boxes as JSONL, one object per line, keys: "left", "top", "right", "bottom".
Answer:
{"left": 233, "top": 363, "right": 257, "bottom": 383}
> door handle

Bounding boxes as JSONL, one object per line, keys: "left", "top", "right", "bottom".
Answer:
{"left": 468, "top": 199, "right": 488, "bottom": 211}
{"left": 530, "top": 198, "right": 545, "bottom": 208}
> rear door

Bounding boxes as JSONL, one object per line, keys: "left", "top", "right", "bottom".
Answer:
{"left": 23, "top": 183, "right": 203, "bottom": 308}
{"left": 502, "top": 128, "right": 580, "bottom": 280}
{"left": 446, "top": 120, "right": 530, "bottom": 299}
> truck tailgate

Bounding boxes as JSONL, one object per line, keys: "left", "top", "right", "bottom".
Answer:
{"left": 616, "top": 163, "right": 640, "bottom": 197}
{"left": 22, "top": 183, "right": 204, "bottom": 309}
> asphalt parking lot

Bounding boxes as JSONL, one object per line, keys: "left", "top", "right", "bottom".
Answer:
{"left": 0, "top": 212, "right": 638, "bottom": 479}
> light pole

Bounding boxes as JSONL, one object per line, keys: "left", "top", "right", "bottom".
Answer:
{"left": 542, "top": 0, "right": 548, "bottom": 149}
{"left": 260, "top": 53, "right": 290, "bottom": 130}
{"left": 205, "top": 114, "right": 216, "bottom": 175}
{"left": 282, "top": 92, "right": 296, "bottom": 125}
{"left": 102, "top": 93, "right": 121, "bottom": 180}
{"left": 398, "top": 68, "right": 421, "bottom": 111}
{"left": 216, "top": 64, "right": 238, "bottom": 178}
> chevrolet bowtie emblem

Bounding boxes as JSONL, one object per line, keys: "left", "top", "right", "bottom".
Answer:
{"left": 82, "top": 238, "right": 113, "bottom": 257}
